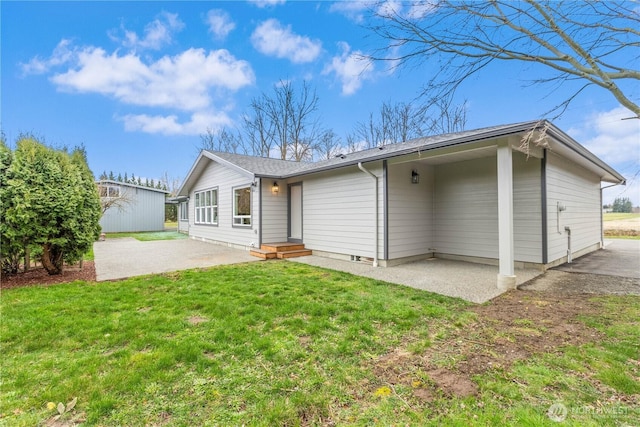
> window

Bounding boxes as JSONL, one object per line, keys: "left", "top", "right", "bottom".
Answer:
{"left": 98, "top": 185, "right": 121, "bottom": 198}
{"left": 179, "top": 202, "right": 188, "bottom": 221}
{"left": 233, "top": 186, "right": 251, "bottom": 226}
{"left": 194, "top": 189, "right": 218, "bottom": 225}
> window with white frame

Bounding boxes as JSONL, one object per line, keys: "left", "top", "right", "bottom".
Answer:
{"left": 233, "top": 186, "right": 251, "bottom": 226}
{"left": 194, "top": 189, "right": 218, "bottom": 225}
{"left": 98, "top": 185, "right": 121, "bottom": 198}
{"left": 179, "top": 201, "right": 188, "bottom": 221}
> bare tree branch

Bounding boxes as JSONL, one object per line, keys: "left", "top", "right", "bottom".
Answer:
{"left": 366, "top": 0, "right": 639, "bottom": 117}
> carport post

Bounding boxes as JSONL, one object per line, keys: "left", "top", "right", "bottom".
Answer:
{"left": 497, "top": 142, "right": 516, "bottom": 289}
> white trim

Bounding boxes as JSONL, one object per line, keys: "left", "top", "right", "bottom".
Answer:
{"left": 497, "top": 142, "right": 516, "bottom": 289}
{"left": 233, "top": 185, "right": 252, "bottom": 227}
{"left": 194, "top": 187, "right": 218, "bottom": 225}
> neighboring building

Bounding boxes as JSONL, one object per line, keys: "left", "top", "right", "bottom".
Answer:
{"left": 97, "top": 180, "right": 169, "bottom": 232}
{"left": 176, "top": 120, "right": 625, "bottom": 289}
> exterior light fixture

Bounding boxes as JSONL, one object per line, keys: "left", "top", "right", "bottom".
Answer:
{"left": 411, "top": 170, "right": 420, "bottom": 184}
{"left": 272, "top": 181, "right": 279, "bottom": 194}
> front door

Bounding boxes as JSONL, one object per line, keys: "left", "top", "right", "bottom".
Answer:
{"left": 288, "top": 183, "right": 302, "bottom": 243}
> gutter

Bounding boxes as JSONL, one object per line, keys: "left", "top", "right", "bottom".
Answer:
{"left": 358, "top": 162, "right": 379, "bottom": 267}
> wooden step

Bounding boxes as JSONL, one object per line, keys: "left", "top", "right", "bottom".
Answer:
{"left": 249, "top": 248, "right": 277, "bottom": 259}
{"left": 276, "top": 249, "right": 312, "bottom": 259}
{"left": 261, "top": 242, "right": 305, "bottom": 252}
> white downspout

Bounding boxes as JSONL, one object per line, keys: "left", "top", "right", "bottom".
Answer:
{"left": 358, "top": 162, "right": 379, "bottom": 267}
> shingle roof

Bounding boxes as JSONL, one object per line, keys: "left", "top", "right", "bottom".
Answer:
{"left": 180, "top": 119, "right": 623, "bottom": 190}
{"left": 207, "top": 121, "right": 541, "bottom": 178}
{"left": 205, "top": 151, "right": 302, "bottom": 177}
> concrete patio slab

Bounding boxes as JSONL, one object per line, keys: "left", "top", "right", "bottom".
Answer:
{"left": 289, "top": 256, "right": 542, "bottom": 303}
{"left": 93, "top": 237, "right": 259, "bottom": 281}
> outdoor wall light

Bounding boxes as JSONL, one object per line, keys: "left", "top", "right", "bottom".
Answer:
{"left": 272, "top": 181, "right": 279, "bottom": 194}
{"left": 411, "top": 170, "right": 420, "bottom": 184}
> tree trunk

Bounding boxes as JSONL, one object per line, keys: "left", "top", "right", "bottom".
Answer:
{"left": 24, "top": 245, "right": 30, "bottom": 272}
{"left": 41, "top": 244, "right": 64, "bottom": 275}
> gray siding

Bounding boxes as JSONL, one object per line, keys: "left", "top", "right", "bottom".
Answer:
{"left": 387, "top": 162, "right": 434, "bottom": 259}
{"left": 100, "top": 186, "right": 166, "bottom": 233}
{"left": 188, "top": 161, "right": 258, "bottom": 248}
{"left": 303, "top": 163, "right": 383, "bottom": 259}
{"left": 433, "top": 152, "right": 542, "bottom": 263}
{"left": 513, "top": 153, "right": 542, "bottom": 263}
{"left": 260, "top": 178, "right": 289, "bottom": 243}
{"left": 434, "top": 156, "right": 499, "bottom": 258}
{"left": 546, "top": 152, "right": 601, "bottom": 262}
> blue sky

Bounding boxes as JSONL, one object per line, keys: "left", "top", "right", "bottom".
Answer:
{"left": 2, "top": 0, "right": 639, "bottom": 205}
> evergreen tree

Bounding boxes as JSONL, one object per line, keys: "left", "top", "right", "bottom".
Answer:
{"left": 3, "top": 136, "right": 102, "bottom": 274}
{"left": 0, "top": 139, "right": 21, "bottom": 274}
{"left": 612, "top": 197, "right": 633, "bottom": 213}
{"left": 108, "top": 170, "right": 115, "bottom": 180}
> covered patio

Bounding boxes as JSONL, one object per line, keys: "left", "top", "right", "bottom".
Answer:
{"left": 289, "top": 255, "right": 542, "bottom": 303}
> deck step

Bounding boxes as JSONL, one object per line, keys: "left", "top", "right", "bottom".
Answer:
{"left": 276, "top": 249, "right": 313, "bottom": 259}
{"left": 261, "top": 242, "right": 305, "bottom": 252}
{"left": 250, "top": 242, "right": 311, "bottom": 260}
{"left": 249, "top": 248, "right": 277, "bottom": 259}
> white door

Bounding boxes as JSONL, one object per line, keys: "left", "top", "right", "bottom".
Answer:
{"left": 289, "top": 184, "right": 302, "bottom": 242}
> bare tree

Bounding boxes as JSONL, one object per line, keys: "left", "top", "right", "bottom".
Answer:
{"left": 367, "top": 0, "right": 640, "bottom": 117}
{"left": 159, "top": 171, "right": 182, "bottom": 197}
{"left": 351, "top": 99, "right": 466, "bottom": 149}
{"left": 422, "top": 96, "right": 468, "bottom": 135}
{"left": 97, "top": 182, "right": 134, "bottom": 215}
{"left": 252, "top": 80, "right": 322, "bottom": 161}
{"left": 199, "top": 127, "right": 245, "bottom": 155}
{"left": 315, "top": 130, "right": 342, "bottom": 160}
{"left": 242, "top": 102, "right": 274, "bottom": 157}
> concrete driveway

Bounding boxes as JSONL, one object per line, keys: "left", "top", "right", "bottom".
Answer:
{"left": 553, "top": 239, "right": 640, "bottom": 279}
{"left": 93, "top": 238, "right": 259, "bottom": 281}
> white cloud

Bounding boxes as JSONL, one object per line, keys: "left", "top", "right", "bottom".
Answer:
{"left": 329, "top": 2, "right": 370, "bottom": 23}
{"left": 21, "top": 39, "right": 75, "bottom": 75}
{"left": 329, "top": 1, "right": 435, "bottom": 22}
{"left": 248, "top": 0, "right": 286, "bottom": 8}
{"left": 577, "top": 106, "right": 640, "bottom": 165}
{"left": 251, "top": 19, "right": 322, "bottom": 63}
{"left": 120, "top": 111, "right": 232, "bottom": 136}
{"left": 323, "top": 41, "right": 373, "bottom": 96}
{"left": 111, "top": 11, "right": 184, "bottom": 51}
{"left": 569, "top": 106, "right": 640, "bottom": 205}
{"left": 50, "top": 47, "right": 254, "bottom": 111}
{"left": 206, "top": 9, "right": 235, "bottom": 40}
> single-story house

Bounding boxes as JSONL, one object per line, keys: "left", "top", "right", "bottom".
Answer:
{"left": 98, "top": 180, "right": 169, "bottom": 232}
{"left": 175, "top": 120, "right": 625, "bottom": 289}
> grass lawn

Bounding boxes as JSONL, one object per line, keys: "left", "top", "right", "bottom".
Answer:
{"left": 603, "top": 213, "right": 640, "bottom": 221}
{"left": 105, "top": 231, "right": 187, "bottom": 241}
{"left": 1, "top": 262, "right": 638, "bottom": 426}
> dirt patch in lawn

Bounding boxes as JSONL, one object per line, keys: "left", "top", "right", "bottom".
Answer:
{"left": 1, "top": 262, "right": 96, "bottom": 289}
{"left": 372, "top": 289, "right": 605, "bottom": 400}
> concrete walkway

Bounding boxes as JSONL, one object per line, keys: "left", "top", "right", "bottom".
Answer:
{"left": 553, "top": 239, "right": 640, "bottom": 279}
{"left": 93, "top": 238, "right": 258, "bottom": 281}
{"left": 93, "top": 237, "right": 541, "bottom": 302}
{"left": 289, "top": 256, "right": 542, "bottom": 303}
